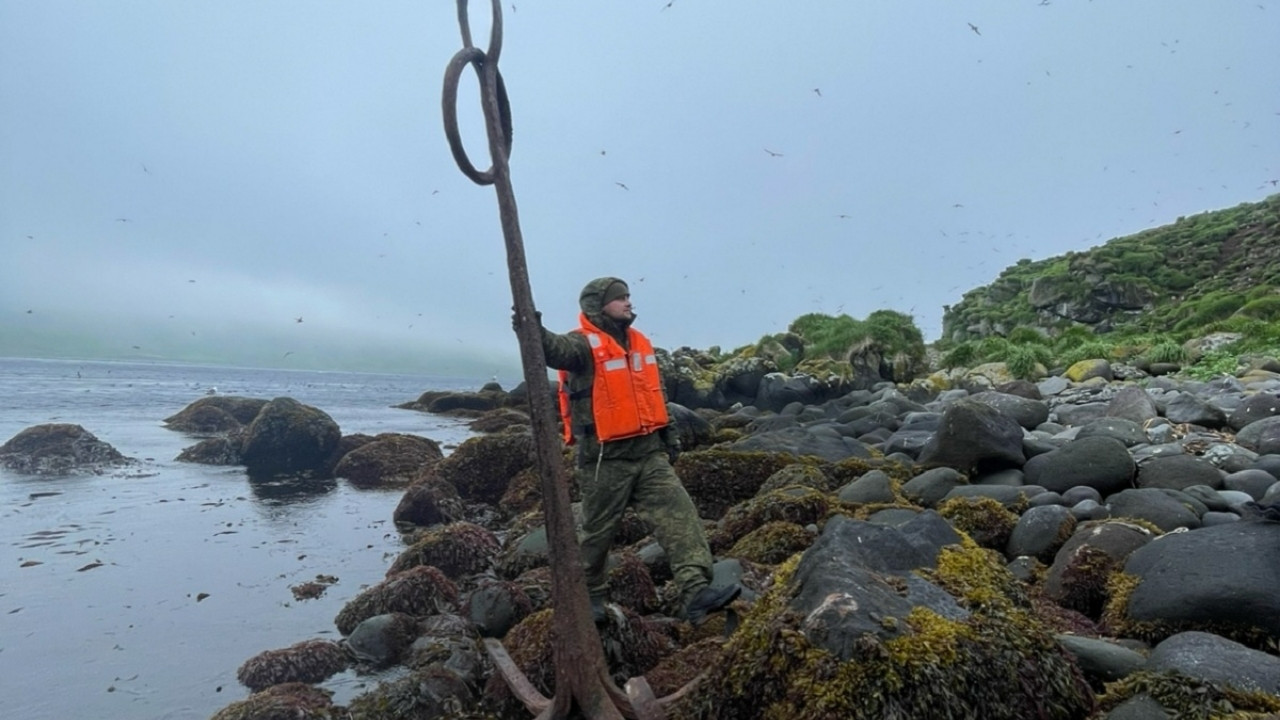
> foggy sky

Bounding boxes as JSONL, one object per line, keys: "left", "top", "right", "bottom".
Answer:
{"left": 3, "top": 1, "right": 1278, "bottom": 378}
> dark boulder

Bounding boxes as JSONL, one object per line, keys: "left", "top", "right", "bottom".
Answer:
{"left": 1227, "top": 391, "right": 1280, "bottom": 431}
{"left": 970, "top": 391, "right": 1050, "bottom": 429}
{"left": 666, "top": 401, "right": 714, "bottom": 450}
{"left": 1237, "top": 416, "right": 1280, "bottom": 456}
{"left": 393, "top": 476, "right": 467, "bottom": 529}
{"left": 1075, "top": 417, "right": 1149, "bottom": 447}
{"left": 434, "top": 430, "right": 535, "bottom": 506}
{"left": 0, "top": 423, "right": 132, "bottom": 475}
{"left": 346, "top": 612, "right": 421, "bottom": 668}
{"left": 1044, "top": 519, "right": 1153, "bottom": 618}
{"left": 240, "top": 397, "right": 341, "bottom": 476}
{"left": 164, "top": 396, "right": 268, "bottom": 434}
{"left": 1023, "top": 436, "right": 1136, "bottom": 496}
{"left": 1105, "top": 488, "right": 1202, "bottom": 532}
{"left": 1146, "top": 631, "right": 1280, "bottom": 695}
{"left": 1119, "top": 521, "right": 1280, "bottom": 640}
{"left": 730, "top": 425, "right": 873, "bottom": 463}
{"left": 1162, "top": 391, "right": 1227, "bottom": 429}
{"left": 1135, "top": 454, "right": 1222, "bottom": 491}
{"left": 333, "top": 433, "right": 443, "bottom": 488}
{"left": 175, "top": 435, "right": 244, "bottom": 465}
{"left": 917, "top": 398, "right": 1026, "bottom": 474}
{"left": 1105, "top": 386, "right": 1159, "bottom": 424}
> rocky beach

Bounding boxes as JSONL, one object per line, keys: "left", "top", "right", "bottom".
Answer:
{"left": 7, "top": 348, "right": 1279, "bottom": 719}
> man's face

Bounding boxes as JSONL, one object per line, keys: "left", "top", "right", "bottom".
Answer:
{"left": 602, "top": 293, "right": 633, "bottom": 322}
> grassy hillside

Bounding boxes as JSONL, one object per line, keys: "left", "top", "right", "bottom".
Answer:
{"left": 941, "top": 194, "right": 1280, "bottom": 342}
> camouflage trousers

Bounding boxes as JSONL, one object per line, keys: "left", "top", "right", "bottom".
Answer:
{"left": 577, "top": 450, "right": 712, "bottom": 604}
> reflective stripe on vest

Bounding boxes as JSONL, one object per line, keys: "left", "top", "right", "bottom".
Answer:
{"left": 557, "top": 315, "right": 669, "bottom": 444}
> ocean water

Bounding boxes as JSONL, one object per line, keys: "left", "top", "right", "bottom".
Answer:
{"left": 0, "top": 357, "right": 486, "bottom": 720}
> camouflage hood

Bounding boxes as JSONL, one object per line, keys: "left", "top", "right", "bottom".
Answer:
{"left": 578, "top": 276, "right": 633, "bottom": 337}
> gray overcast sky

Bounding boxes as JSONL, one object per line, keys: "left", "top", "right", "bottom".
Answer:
{"left": 3, "top": 1, "right": 1278, "bottom": 376}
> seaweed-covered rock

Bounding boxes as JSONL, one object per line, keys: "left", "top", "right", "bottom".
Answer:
{"left": 1107, "top": 521, "right": 1280, "bottom": 645}
{"left": 676, "top": 540, "right": 1094, "bottom": 719}
{"left": 386, "top": 522, "right": 500, "bottom": 581}
{"left": 1097, "top": 670, "right": 1280, "bottom": 719}
{"left": 433, "top": 431, "right": 535, "bottom": 506}
{"left": 726, "top": 521, "right": 813, "bottom": 565}
{"left": 333, "top": 433, "right": 443, "bottom": 488}
{"left": 481, "top": 608, "right": 675, "bottom": 717}
{"left": 235, "top": 639, "right": 350, "bottom": 692}
{"left": 715, "top": 486, "right": 834, "bottom": 551}
{"left": 392, "top": 476, "right": 467, "bottom": 529}
{"left": 467, "top": 407, "right": 531, "bottom": 433}
{"left": 938, "top": 495, "right": 1020, "bottom": 551}
{"left": 677, "top": 449, "right": 799, "bottom": 519}
{"left": 346, "top": 665, "right": 477, "bottom": 720}
{"left": 175, "top": 434, "right": 244, "bottom": 465}
{"left": 0, "top": 423, "right": 132, "bottom": 475}
{"left": 606, "top": 549, "right": 662, "bottom": 615}
{"left": 164, "top": 396, "right": 268, "bottom": 433}
{"left": 1044, "top": 520, "right": 1154, "bottom": 620}
{"left": 757, "top": 463, "right": 833, "bottom": 494}
{"left": 240, "top": 397, "right": 341, "bottom": 476}
{"left": 335, "top": 565, "right": 458, "bottom": 636}
{"left": 643, "top": 637, "right": 727, "bottom": 699}
{"left": 210, "top": 683, "right": 340, "bottom": 720}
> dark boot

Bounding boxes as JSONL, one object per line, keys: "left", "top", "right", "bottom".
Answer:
{"left": 683, "top": 583, "right": 742, "bottom": 625}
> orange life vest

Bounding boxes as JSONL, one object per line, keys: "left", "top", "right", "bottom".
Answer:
{"left": 557, "top": 313, "right": 669, "bottom": 445}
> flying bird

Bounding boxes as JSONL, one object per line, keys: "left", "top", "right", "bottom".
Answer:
{"left": 812, "top": 88, "right": 822, "bottom": 97}
{"left": 764, "top": 148, "right": 783, "bottom": 157}
{"left": 615, "top": 182, "right": 629, "bottom": 190}
{"left": 295, "top": 317, "right": 303, "bottom": 323}
{"left": 967, "top": 22, "right": 981, "bottom": 35}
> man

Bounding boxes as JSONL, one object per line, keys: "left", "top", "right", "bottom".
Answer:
{"left": 532, "top": 276, "right": 740, "bottom": 625}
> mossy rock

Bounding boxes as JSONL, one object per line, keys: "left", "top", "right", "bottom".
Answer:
{"left": 937, "top": 495, "right": 1020, "bottom": 551}
{"left": 236, "top": 639, "right": 349, "bottom": 692}
{"left": 164, "top": 395, "right": 269, "bottom": 432}
{"left": 726, "top": 521, "right": 814, "bottom": 565}
{"left": 713, "top": 486, "right": 834, "bottom": 551}
{"left": 433, "top": 431, "right": 535, "bottom": 506}
{"left": 826, "top": 456, "right": 912, "bottom": 487}
{"left": 210, "top": 683, "right": 339, "bottom": 720}
{"left": 676, "top": 544, "right": 1090, "bottom": 719}
{"left": 757, "top": 463, "right": 834, "bottom": 494}
{"left": 333, "top": 433, "right": 443, "bottom": 488}
{"left": 677, "top": 449, "right": 802, "bottom": 519}
{"left": 606, "top": 550, "right": 661, "bottom": 615}
{"left": 335, "top": 565, "right": 458, "bottom": 636}
{"left": 346, "top": 665, "right": 478, "bottom": 720}
{"left": 386, "top": 522, "right": 500, "bottom": 581}
{"left": 1065, "top": 358, "right": 1114, "bottom": 383}
{"left": 1096, "top": 670, "right": 1280, "bottom": 719}
{"left": 481, "top": 608, "right": 675, "bottom": 717}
